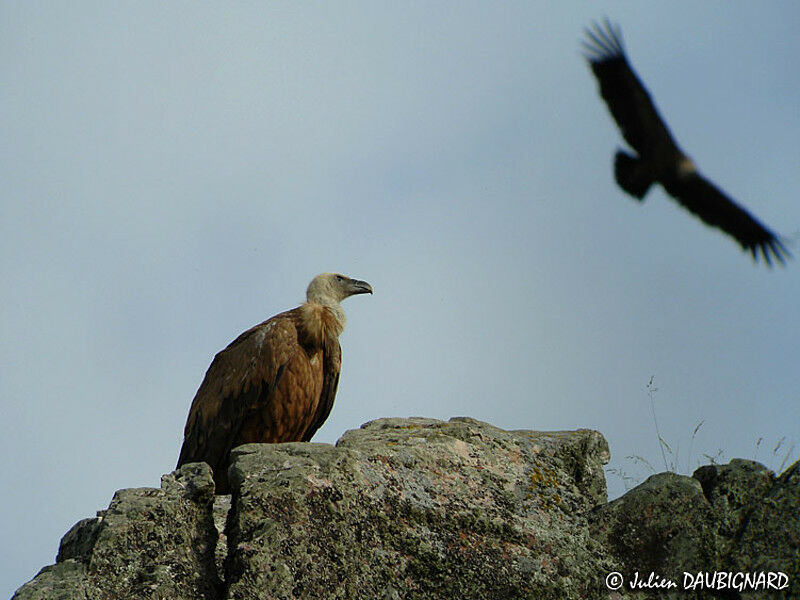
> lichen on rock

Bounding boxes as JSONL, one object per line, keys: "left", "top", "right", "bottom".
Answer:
{"left": 14, "top": 462, "right": 222, "bottom": 600}
{"left": 224, "top": 417, "right": 613, "bottom": 599}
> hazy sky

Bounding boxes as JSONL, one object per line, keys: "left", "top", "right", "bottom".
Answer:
{"left": 3, "top": 3, "right": 798, "bottom": 595}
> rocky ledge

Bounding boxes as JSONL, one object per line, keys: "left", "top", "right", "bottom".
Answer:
{"left": 13, "top": 417, "right": 799, "bottom": 599}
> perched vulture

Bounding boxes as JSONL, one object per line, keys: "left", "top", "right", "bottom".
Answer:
{"left": 177, "top": 272, "right": 372, "bottom": 493}
{"left": 584, "top": 20, "right": 790, "bottom": 265}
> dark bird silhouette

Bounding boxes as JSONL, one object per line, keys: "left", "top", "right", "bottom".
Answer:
{"left": 583, "top": 19, "right": 789, "bottom": 266}
{"left": 177, "top": 272, "right": 372, "bottom": 493}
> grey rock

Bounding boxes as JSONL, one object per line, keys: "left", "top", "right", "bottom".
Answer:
{"left": 9, "top": 561, "right": 89, "bottom": 600}
{"left": 12, "top": 418, "right": 799, "bottom": 600}
{"left": 735, "top": 460, "right": 799, "bottom": 598}
{"left": 225, "top": 417, "right": 614, "bottom": 599}
{"left": 590, "top": 472, "right": 719, "bottom": 598}
{"left": 689, "top": 459, "right": 798, "bottom": 597}
{"left": 57, "top": 517, "right": 102, "bottom": 564}
{"left": 693, "top": 459, "right": 776, "bottom": 554}
{"left": 213, "top": 494, "right": 232, "bottom": 579}
{"left": 13, "top": 462, "right": 222, "bottom": 600}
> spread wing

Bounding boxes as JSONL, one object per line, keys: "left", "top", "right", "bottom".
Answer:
{"left": 583, "top": 18, "right": 678, "bottom": 157}
{"left": 177, "top": 311, "right": 300, "bottom": 492}
{"left": 585, "top": 19, "right": 790, "bottom": 266}
{"left": 668, "top": 173, "right": 791, "bottom": 266}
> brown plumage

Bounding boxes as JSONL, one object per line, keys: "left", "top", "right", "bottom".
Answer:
{"left": 584, "top": 20, "right": 790, "bottom": 266}
{"left": 177, "top": 272, "right": 372, "bottom": 493}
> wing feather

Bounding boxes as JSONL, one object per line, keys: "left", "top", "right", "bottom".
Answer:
{"left": 584, "top": 19, "right": 677, "bottom": 157}
{"left": 668, "top": 173, "right": 790, "bottom": 265}
{"left": 177, "top": 311, "right": 301, "bottom": 491}
{"left": 301, "top": 339, "right": 341, "bottom": 442}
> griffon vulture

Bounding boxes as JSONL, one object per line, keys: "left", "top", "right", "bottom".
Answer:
{"left": 584, "top": 20, "right": 790, "bottom": 265}
{"left": 177, "top": 272, "right": 372, "bottom": 493}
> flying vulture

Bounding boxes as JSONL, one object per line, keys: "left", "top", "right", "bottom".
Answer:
{"left": 584, "top": 20, "right": 790, "bottom": 265}
{"left": 177, "top": 272, "right": 372, "bottom": 493}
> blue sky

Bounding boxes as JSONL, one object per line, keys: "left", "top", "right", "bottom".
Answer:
{"left": 2, "top": 3, "right": 798, "bottom": 595}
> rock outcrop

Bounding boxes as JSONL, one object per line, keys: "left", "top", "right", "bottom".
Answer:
{"left": 592, "top": 458, "right": 799, "bottom": 598}
{"left": 17, "top": 463, "right": 222, "bottom": 600}
{"left": 13, "top": 417, "right": 799, "bottom": 599}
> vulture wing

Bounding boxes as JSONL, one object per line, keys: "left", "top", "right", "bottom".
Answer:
{"left": 583, "top": 19, "right": 677, "bottom": 156}
{"left": 177, "top": 311, "right": 301, "bottom": 492}
{"left": 301, "top": 339, "right": 341, "bottom": 442}
{"left": 668, "top": 173, "right": 790, "bottom": 265}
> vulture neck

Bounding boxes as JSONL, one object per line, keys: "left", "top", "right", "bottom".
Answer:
{"left": 299, "top": 299, "right": 345, "bottom": 348}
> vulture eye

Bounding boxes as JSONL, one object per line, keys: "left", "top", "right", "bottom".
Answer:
{"left": 336, "top": 275, "right": 344, "bottom": 281}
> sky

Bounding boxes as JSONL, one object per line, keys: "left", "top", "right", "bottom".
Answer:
{"left": 2, "top": 3, "right": 799, "bottom": 596}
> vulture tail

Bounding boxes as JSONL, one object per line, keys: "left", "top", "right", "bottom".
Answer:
{"left": 614, "top": 151, "right": 653, "bottom": 200}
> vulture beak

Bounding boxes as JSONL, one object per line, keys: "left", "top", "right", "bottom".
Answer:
{"left": 348, "top": 278, "right": 373, "bottom": 296}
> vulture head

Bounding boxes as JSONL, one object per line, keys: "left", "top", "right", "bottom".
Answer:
{"left": 306, "top": 272, "right": 373, "bottom": 305}
{"left": 304, "top": 272, "right": 372, "bottom": 337}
